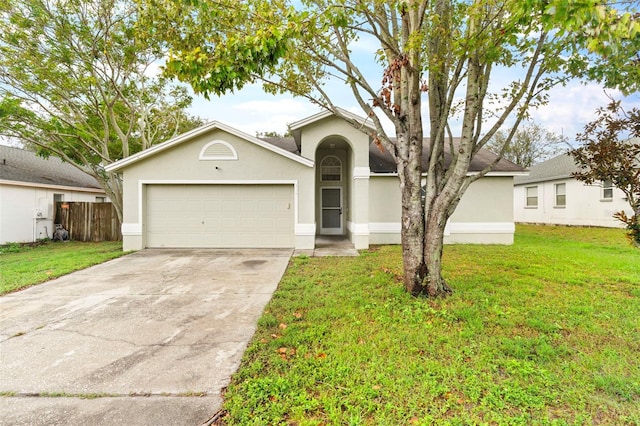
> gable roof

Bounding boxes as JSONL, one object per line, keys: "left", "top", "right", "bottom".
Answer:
{"left": 0, "top": 145, "right": 102, "bottom": 190}
{"left": 514, "top": 138, "right": 640, "bottom": 186}
{"left": 105, "top": 121, "right": 314, "bottom": 172}
{"left": 513, "top": 153, "right": 577, "bottom": 185}
{"left": 258, "top": 136, "right": 524, "bottom": 174}
{"left": 288, "top": 107, "right": 376, "bottom": 132}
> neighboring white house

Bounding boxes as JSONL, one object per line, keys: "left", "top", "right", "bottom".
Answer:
{"left": 105, "top": 109, "right": 526, "bottom": 252}
{"left": 0, "top": 146, "right": 107, "bottom": 244}
{"left": 514, "top": 153, "right": 631, "bottom": 228}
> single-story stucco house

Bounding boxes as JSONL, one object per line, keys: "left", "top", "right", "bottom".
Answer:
{"left": 514, "top": 152, "right": 633, "bottom": 228}
{"left": 105, "top": 109, "right": 525, "bottom": 251}
{"left": 0, "top": 145, "right": 107, "bottom": 244}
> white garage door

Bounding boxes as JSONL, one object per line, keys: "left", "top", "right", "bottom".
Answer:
{"left": 146, "top": 184, "right": 294, "bottom": 248}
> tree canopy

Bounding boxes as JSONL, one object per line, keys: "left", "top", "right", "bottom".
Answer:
{"left": 570, "top": 101, "right": 640, "bottom": 247}
{"left": 140, "top": 0, "right": 639, "bottom": 296}
{"left": 0, "top": 0, "right": 203, "bottom": 221}
{"left": 487, "top": 122, "right": 567, "bottom": 168}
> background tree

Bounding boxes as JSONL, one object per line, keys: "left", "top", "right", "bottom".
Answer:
{"left": 140, "top": 0, "right": 639, "bottom": 296}
{"left": 0, "top": 0, "right": 203, "bottom": 221}
{"left": 486, "top": 122, "right": 567, "bottom": 168}
{"left": 570, "top": 101, "right": 640, "bottom": 247}
{"left": 256, "top": 130, "right": 292, "bottom": 138}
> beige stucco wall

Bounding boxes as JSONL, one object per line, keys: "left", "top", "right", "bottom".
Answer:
{"left": 119, "top": 128, "right": 315, "bottom": 250}
{"left": 300, "top": 116, "right": 370, "bottom": 167}
{"left": 116, "top": 113, "right": 518, "bottom": 250}
{"left": 368, "top": 175, "right": 515, "bottom": 245}
{"left": 449, "top": 176, "right": 514, "bottom": 223}
{"left": 369, "top": 175, "right": 402, "bottom": 223}
{"left": 301, "top": 115, "right": 371, "bottom": 248}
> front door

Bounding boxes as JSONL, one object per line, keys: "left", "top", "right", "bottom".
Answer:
{"left": 320, "top": 187, "right": 343, "bottom": 235}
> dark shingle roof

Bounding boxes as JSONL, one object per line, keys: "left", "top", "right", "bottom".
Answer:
{"left": 369, "top": 138, "right": 524, "bottom": 173}
{"left": 260, "top": 136, "right": 524, "bottom": 174}
{"left": 513, "top": 153, "right": 577, "bottom": 185}
{"left": 0, "top": 145, "right": 102, "bottom": 189}
{"left": 261, "top": 137, "right": 299, "bottom": 154}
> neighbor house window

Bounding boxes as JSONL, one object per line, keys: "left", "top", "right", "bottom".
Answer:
{"left": 525, "top": 186, "right": 538, "bottom": 207}
{"left": 53, "top": 193, "right": 64, "bottom": 203}
{"left": 96, "top": 196, "right": 106, "bottom": 202}
{"left": 555, "top": 183, "right": 566, "bottom": 207}
{"left": 321, "top": 156, "right": 342, "bottom": 181}
{"left": 602, "top": 180, "right": 613, "bottom": 200}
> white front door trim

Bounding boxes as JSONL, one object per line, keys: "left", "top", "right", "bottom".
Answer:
{"left": 320, "top": 186, "right": 343, "bottom": 235}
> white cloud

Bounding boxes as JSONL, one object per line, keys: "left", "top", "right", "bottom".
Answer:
{"left": 530, "top": 83, "right": 640, "bottom": 142}
{"left": 142, "top": 61, "right": 163, "bottom": 79}
{"left": 349, "top": 34, "right": 380, "bottom": 56}
{"left": 189, "top": 95, "right": 320, "bottom": 135}
{"left": 185, "top": 71, "right": 640, "bottom": 143}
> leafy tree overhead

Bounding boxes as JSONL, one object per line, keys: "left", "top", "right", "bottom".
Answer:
{"left": 141, "top": 0, "right": 639, "bottom": 297}
{"left": 487, "top": 122, "right": 567, "bottom": 168}
{"left": 570, "top": 101, "right": 640, "bottom": 247}
{"left": 0, "top": 0, "right": 203, "bottom": 222}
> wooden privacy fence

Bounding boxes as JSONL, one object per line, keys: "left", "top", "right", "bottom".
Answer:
{"left": 55, "top": 202, "right": 122, "bottom": 242}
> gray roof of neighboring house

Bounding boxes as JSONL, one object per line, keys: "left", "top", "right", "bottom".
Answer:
{"left": 513, "top": 153, "right": 578, "bottom": 185}
{"left": 0, "top": 145, "right": 102, "bottom": 189}
{"left": 261, "top": 136, "right": 525, "bottom": 174}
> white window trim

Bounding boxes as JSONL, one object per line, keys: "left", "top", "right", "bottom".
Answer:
{"left": 525, "top": 185, "right": 538, "bottom": 209}
{"left": 554, "top": 183, "right": 566, "bottom": 208}
{"left": 320, "top": 155, "right": 342, "bottom": 182}
{"left": 601, "top": 180, "right": 614, "bottom": 202}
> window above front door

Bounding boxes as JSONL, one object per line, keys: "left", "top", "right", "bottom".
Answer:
{"left": 321, "top": 156, "right": 342, "bottom": 182}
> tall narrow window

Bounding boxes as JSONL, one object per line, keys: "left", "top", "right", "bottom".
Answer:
{"left": 555, "top": 183, "right": 566, "bottom": 207}
{"left": 525, "top": 186, "right": 538, "bottom": 207}
{"left": 602, "top": 180, "right": 613, "bottom": 200}
{"left": 321, "top": 156, "right": 342, "bottom": 182}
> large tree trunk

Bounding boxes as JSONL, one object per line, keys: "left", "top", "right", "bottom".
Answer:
{"left": 398, "top": 143, "right": 426, "bottom": 295}
{"left": 424, "top": 209, "right": 453, "bottom": 297}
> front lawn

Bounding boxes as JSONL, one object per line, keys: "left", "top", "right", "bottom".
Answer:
{"left": 0, "top": 240, "right": 125, "bottom": 294}
{"left": 222, "top": 224, "right": 640, "bottom": 425}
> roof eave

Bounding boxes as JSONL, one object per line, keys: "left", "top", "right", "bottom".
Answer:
{"left": 0, "top": 179, "right": 105, "bottom": 193}
{"left": 105, "top": 121, "right": 314, "bottom": 172}
{"left": 289, "top": 107, "right": 376, "bottom": 132}
{"left": 514, "top": 174, "right": 574, "bottom": 185}
{"left": 370, "top": 171, "right": 529, "bottom": 177}
{"left": 469, "top": 171, "right": 530, "bottom": 177}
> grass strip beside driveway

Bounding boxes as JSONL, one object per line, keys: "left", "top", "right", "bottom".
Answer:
{"left": 0, "top": 241, "right": 125, "bottom": 294}
{"left": 222, "top": 225, "right": 640, "bottom": 425}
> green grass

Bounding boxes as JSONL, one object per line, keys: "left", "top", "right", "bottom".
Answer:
{"left": 222, "top": 225, "right": 640, "bottom": 425}
{"left": 0, "top": 240, "right": 126, "bottom": 294}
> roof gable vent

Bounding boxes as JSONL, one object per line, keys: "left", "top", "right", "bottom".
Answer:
{"left": 199, "top": 140, "right": 238, "bottom": 160}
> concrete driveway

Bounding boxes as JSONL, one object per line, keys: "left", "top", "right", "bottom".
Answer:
{"left": 0, "top": 248, "right": 292, "bottom": 426}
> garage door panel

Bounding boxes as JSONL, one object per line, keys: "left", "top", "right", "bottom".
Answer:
{"left": 146, "top": 184, "right": 294, "bottom": 248}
